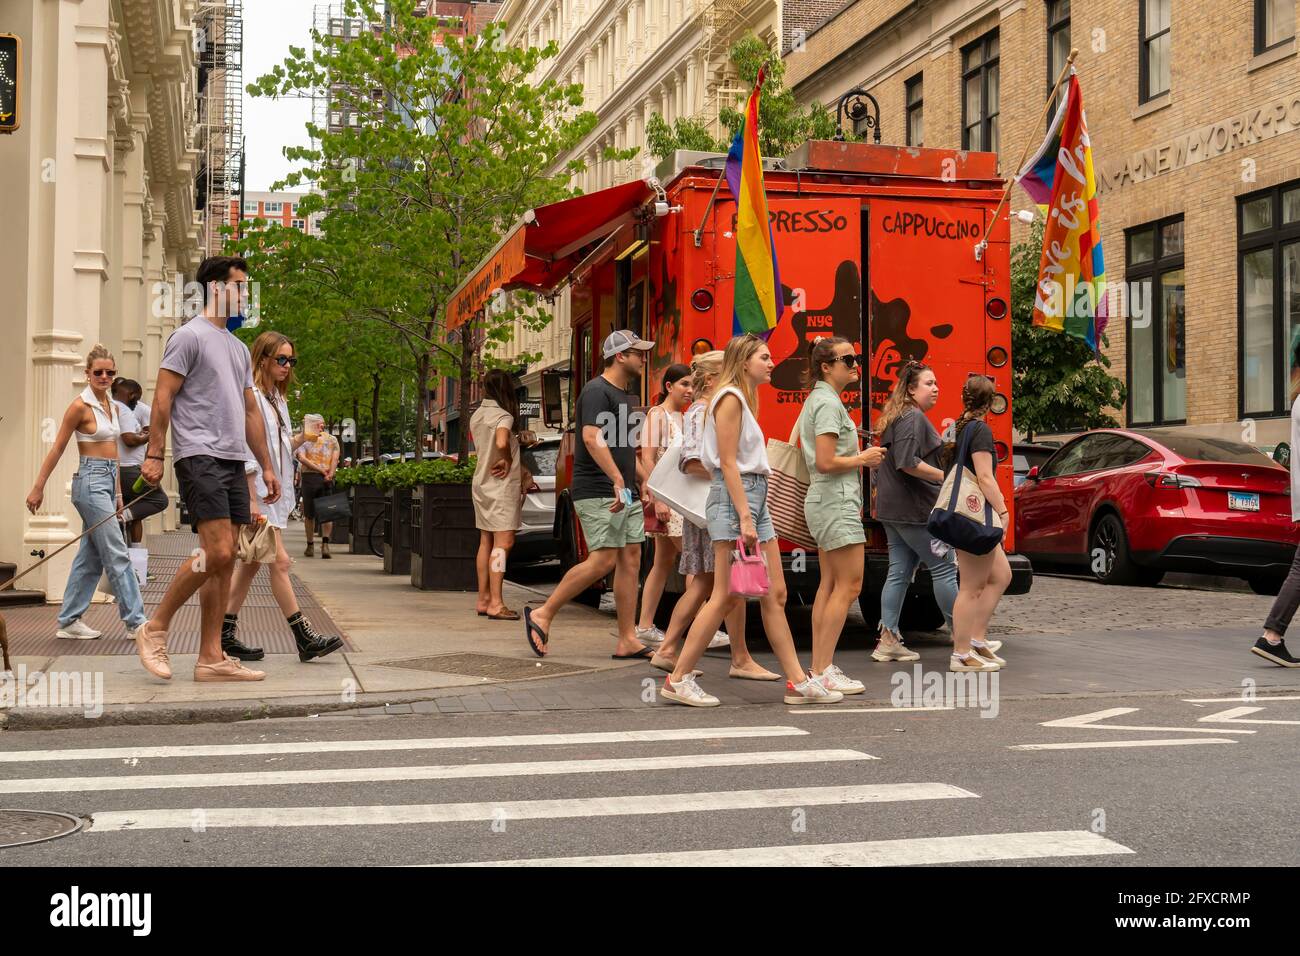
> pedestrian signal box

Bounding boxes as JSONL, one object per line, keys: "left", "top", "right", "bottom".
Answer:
{"left": 1, "top": 34, "right": 20, "bottom": 134}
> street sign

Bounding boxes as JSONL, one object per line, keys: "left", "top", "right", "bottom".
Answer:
{"left": 0, "top": 34, "right": 20, "bottom": 134}
{"left": 518, "top": 401, "right": 540, "bottom": 418}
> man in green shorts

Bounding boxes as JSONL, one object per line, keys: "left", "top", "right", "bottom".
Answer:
{"left": 524, "top": 330, "right": 655, "bottom": 659}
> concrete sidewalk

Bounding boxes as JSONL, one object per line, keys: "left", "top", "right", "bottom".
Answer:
{"left": 1, "top": 523, "right": 643, "bottom": 728}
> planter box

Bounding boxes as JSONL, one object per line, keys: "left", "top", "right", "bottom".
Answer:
{"left": 411, "top": 482, "right": 478, "bottom": 591}
{"left": 348, "top": 484, "right": 386, "bottom": 555}
{"left": 383, "top": 486, "right": 413, "bottom": 575}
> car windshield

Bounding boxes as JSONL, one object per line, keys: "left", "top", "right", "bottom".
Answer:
{"left": 1013, "top": 454, "right": 1029, "bottom": 473}
{"left": 1138, "top": 431, "right": 1276, "bottom": 466}
{"left": 522, "top": 443, "right": 559, "bottom": 476}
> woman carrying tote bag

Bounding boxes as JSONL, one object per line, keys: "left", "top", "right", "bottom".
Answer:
{"left": 935, "top": 374, "right": 1010, "bottom": 672}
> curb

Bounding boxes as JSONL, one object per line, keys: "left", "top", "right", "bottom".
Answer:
{"left": 2, "top": 681, "right": 1296, "bottom": 731}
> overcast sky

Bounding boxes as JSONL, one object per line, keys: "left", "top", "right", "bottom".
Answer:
{"left": 243, "top": 0, "right": 321, "bottom": 192}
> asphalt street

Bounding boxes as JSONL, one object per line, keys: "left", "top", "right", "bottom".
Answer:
{"left": 2, "top": 692, "right": 1296, "bottom": 866}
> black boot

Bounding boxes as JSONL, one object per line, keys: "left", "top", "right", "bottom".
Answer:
{"left": 221, "top": 614, "right": 265, "bottom": 661}
{"left": 288, "top": 612, "right": 343, "bottom": 662}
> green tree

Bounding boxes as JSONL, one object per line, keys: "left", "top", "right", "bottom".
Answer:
{"left": 239, "top": 0, "right": 625, "bottom": 458}
{"left": 1011, "top": 220, "right": 1127, "bottom": 440}
{"left": 644, "top": 33, "right": 839, "bottom": 161}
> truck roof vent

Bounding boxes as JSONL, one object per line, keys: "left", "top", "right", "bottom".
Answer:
{"left": 655, "top": 150, "right": 787, "bottom": 184}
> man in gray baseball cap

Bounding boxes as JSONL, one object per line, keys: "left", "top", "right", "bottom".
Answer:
{"left": 524, "top": 329, "right": 654, "bottom": 660}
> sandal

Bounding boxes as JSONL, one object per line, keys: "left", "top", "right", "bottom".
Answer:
{"left": 523, "top": 606, "right": 548, "bottom": 657}
{"left": 611, "top": 645, "right": 653, "bottom": 660}
{"left": 488, "top": 608, "right": 520, "bottom": 621}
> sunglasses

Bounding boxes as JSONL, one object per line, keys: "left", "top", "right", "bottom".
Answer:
{"left": 274, "top": 356, "right": 298, "bottom": 367}
{"left": 90, "top": 369, "right": 117, "bottom": 378}
{"left": 830, "top": 354, "right": 865, "bottom": 368}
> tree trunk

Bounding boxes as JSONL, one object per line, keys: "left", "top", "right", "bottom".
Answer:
{"left": 456, "top": 323, "right": 474, "bottom": 460}
{"left": 370, "top": 371, "right": 382, "bottom": 463}
{"left": 351, "top": 395, "right": 360, "bottom": 462}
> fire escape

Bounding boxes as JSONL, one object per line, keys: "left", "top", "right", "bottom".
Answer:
{"left": 195, "top": 1, "right": 244, "bottom": 257}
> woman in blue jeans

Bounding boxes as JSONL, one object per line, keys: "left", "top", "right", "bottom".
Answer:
{"left": 872, "top": 361, "right": 968, "bottom": 658}
{"left": 26, "top": 345, "right": 148, "bottom": 644}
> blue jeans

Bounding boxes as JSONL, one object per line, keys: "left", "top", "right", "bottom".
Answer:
{"left": 879, "top": 520, "right": 957, "bottom": 635}
{"left": 58, "top": 458, "right": 146, "bottom": 630}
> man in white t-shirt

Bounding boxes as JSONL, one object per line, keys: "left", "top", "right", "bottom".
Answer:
{"left": 113, "top": 378, "right": 168, "bottom": 545}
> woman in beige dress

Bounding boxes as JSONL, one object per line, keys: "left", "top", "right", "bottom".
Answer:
{"left": 471, "top": 369, "right": 530, "bottom": 621}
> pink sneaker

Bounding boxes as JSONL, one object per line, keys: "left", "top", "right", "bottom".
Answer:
{"left": 194, "top": 655, "right": 267, "bottom": 682}
{"left": 133, "top": 622, "right": 172, "bottom": 680}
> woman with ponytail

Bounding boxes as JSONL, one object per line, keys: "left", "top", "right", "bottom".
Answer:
{"left": 635, "top": 363, "right": 692, "bottom": 643}
{"left": 26, "top": 345, "right": 149, "bottom": 648}
{"left": 873, "top": 360, "right": 960, "bottom": 660}
{"left": 941, "top": 374, "right": 1010, "bottom": 672}
{"left": 1253, "top": 337, "right": 1300, "bottom": 667}
{"left": 794, "top": 336, "right": 884, "bottom": 694}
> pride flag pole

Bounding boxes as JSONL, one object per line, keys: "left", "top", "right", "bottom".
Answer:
{"left": 976, "top": 47, "right": 1078, "bottom": 261}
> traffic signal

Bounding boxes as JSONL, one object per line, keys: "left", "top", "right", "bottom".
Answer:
{"left": 0, "top": 34, "right": 19, "bottom": 134}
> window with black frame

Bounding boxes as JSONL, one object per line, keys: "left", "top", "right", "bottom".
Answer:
{"left": 1256, "top": 0, "right": 1296, "bottom": 54}
{"left": 1239, "top": 181, "right": 1300, "bottom": 418}
{"left": 1139, "top": 0, "right": 1171, "bottom": 103}
{"left": 1126, "top": 216, "right": 1185, "bottom": 426}
{"left": 904, "top": 74, "right": 923, "bottom": 146}
{"left": 961, "top": 32, "right": 999, "bottom": 153}
{"left": 1047, "top": 0, "right": 1071, "bottom": 116}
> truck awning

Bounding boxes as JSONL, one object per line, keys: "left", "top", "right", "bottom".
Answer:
{"left": 446, "top": 180, "right": 653, "bottom": 330}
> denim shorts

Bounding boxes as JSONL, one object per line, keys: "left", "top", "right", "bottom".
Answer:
{"left": 707, "top": 471, "right": 776, "bottom": 544}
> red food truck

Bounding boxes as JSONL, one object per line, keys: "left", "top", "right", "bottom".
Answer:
{"left": 447, "top": 138, "right": 1033, "bottom": 629}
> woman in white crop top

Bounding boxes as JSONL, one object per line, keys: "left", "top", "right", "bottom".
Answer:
{"left": 26, "top": 344, "right": 148, "bottom": 643}
{"left": 661, "top": 333, "right": 844, "bottom": 708}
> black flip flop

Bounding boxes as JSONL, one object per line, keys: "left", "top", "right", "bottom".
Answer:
{"left": 523, "top": 606, "right": 548, "bottom": 657}
{"left": 477, "top": 610, "right": 487, "bottom": 617}
{"left": 611, "top": 645, "right": 653, "bottom": 660}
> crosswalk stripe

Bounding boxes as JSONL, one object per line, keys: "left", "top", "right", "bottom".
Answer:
{"left": 432, "top": 830, "right": 1134, "bottom": 866}
{"left": 0, "top": 748, "right": 875, "bottom": 795}
{"left": 1041, "top": 707, "right": 1256, "bottom": 734}
{"left": 785, "top": 707, "right": 955, "bottom": 714}
{"left": 1197, "top": 706, "right": 1300, "bottom": 726}
{"left": 0, "top": 726, "right": 808, "bottom": 764}
{"left": 1009, "top": 738, "right": 1237, "bottom": 751}
{"left": 87, "top": 783, "right": 972, "bottom": 832}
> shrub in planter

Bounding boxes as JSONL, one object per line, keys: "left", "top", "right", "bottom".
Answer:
{"left": 409, "top": 456, "right": 479, "bottom": 591}
{"left": 374, "top": 464, "right": 420, "bottom": 575}
{"left": 335, "top": 464, "right": 386, "bottom": 555}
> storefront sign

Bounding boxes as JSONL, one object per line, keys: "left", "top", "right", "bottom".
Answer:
{"left": 1097, "top": 91, "right": 1300, "bottom": 194}
{"left": 0, "top": 34, "right": 21, "bottom": 134}
{"left": 446, "top": 227, "right": 526, "bottom": 330}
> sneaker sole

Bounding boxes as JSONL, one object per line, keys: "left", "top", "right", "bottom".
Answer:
{"left": 784, "top": 693, "right": 846, "bottom": 705}
{"left": 194, "top": 673, "right": 267, "bottom": 682}
{"left": 871, "top": 650, "right": 919, "bottom": 662}
{"left": 56, "top": 632, "right": 102, "bottom": 640}
{"left": 949, "top": 663, "right": 1000, "bottom": 672}
{"left": 659, "top": 689, "right": 720, "bottom": 707}
{"left": 1251, "top": 646, "right": 1300, "bottom": 667}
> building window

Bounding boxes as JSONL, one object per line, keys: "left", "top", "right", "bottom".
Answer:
{"left": 292, "top": 219, "right": 306, "bottom": 230}
{"left": 961, "top": 31, "right": 999, "bottom": 153}
{"left": 904, "top": 74, "right": 923, "bottom": 146}
{"left": 265, "top": 201, "right": 283, "bottom": 213}
{"left": 1239, "top": 181, "right": 1300, "bottom": 418}
{"left": 1126, "top": 216, "right": 1185, "bottom": 426}
{"left": 1047, "top": 0, "right": 1071, "bottom": 115}
{"left": 1139, "top": 0, "right": 1171, "bottom": 103}
{"left": 243, "top": 201, "right": 258, "bottom": 215}
{"left": 1256, "top": 0, "right": 1296, "bottom": 53}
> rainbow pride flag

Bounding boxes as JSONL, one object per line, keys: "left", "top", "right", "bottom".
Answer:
{"left": 724, "top": 67, "right": 783, "bottom": 338}
{"left": 1016, "top": 72, "right": 1108, "bottom": 350}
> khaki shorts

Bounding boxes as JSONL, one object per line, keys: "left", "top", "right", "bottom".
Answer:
{"left": 804, "top": 481, "right": 866, "bottom": 552}
{"left": 574, "top": 497, "right": 646, "bottom": 551}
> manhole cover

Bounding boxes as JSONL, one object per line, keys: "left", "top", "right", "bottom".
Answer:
{"left": 373, "top": 653, "right": 592, "bottom": 681}
{"left": 0, "top": 809, "right": 83, "bottom": 848}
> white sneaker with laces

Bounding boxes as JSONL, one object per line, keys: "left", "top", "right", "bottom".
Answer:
{"left": 784, "top": 677, "right": 845, "bottom": 705}
{"left": 708, "top": 630, "right": 731, "bottom": 649}
{"left": 635, "top": 626, "right": 666, "bottom": 645}
{"left": 815, "top": 664, "right": 865, "bottom": 694}
{"left": 950, "top": 652, "right": 1000, "bottom": 672}
{"left": 660, "top": 673, "right": 720, "bottom": 707}
{"left": 56, "top": 620, "right": 102, "bottom": 640}
{"left": 871, "top": 640, "right": 920, "bottom": 662}
{"left": 971, "top": 641, "right": 1006, "bottom": 666}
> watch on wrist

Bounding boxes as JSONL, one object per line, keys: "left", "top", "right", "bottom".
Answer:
{"left": 146, "top": 454, "right": 164, "bottom": 462}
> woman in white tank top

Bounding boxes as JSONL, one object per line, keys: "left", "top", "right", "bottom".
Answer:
{"left": 25, "top": 345, "right": 148, "bottom": 643}
{"left": 660, "top": 333, "right": 844, "bottom": 708}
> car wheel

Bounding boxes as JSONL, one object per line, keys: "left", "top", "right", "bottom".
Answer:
{"left": 1248, "top": 574, "right": 1284, "bottom": 596}
{"left": 1088, "top": 513, "right": 1141, "bottom": 585}
{"left": 559, "top": 504, "right": 602, "bottom": 608}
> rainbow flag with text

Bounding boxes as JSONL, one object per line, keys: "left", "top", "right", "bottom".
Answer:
{"left": 1016, "top": 73, "right": 1108, "bottom": 350}
{"left": 724, "top": 68, "right": 784, "bottom": 337}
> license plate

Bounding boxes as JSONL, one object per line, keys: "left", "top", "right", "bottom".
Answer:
{"left": 1228, "top": 491, "right": 1260, "bottom": 512}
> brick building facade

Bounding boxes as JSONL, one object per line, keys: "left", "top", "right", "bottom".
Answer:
{"left": 787, "top": 0, "right": 1300, "bottom": 445}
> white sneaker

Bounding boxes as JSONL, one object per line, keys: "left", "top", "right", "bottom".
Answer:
{"left": 660, "top": 673, "right": 720, "bottom": 707}
{"left": 708, "top": 630, "right": 731, "bottom": 649}
{"left": 871, "top": 641, "right": 920, "bottom": 662}
{"left": 785, "top": 677, "right": 845, "bottom": 705}
{"left": 950, "top": 652, "right": 1000, "bottom": 672}
{"left": 56, "top": 620, "right": 102, "bottom": 640}
{"left": 971, "top": 642, "right": 1006, "bottom": 666}
{"left": 635, "top": 626, "right": 666, "bottom": 645}
{"left": 815, "top": 664, "right": 865, "bottom": 695}
{"left": 983, "top": 639, "right": 1003, "bottom": 653}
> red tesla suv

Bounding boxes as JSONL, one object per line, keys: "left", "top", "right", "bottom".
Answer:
{"left": 1014, "top": 428, "right": 1298, "bottom": 594}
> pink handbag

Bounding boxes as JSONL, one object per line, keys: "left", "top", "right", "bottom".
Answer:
{"left": 728, "top": 538, "right": 770, "bottom": 598}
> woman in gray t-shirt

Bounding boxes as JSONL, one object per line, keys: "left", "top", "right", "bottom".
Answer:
{"left": 871, "top": 361, "right": 959, "bottom": 657}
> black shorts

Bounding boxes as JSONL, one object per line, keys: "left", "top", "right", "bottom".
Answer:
{"left": 175, "top": 455, "right": 250, "bottom": 531}
{"left": 299, "top": 471, "right": 334, "bottom": 520}
{"left": 119, "top": 465, "right": 169, "bottom": 522}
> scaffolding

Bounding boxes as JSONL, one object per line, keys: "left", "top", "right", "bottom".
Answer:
{"left": 311, "top": 2, "right": 381, "bottom": 137}
{"left": 195, "top": 1, "right": 244, "bottom": 257}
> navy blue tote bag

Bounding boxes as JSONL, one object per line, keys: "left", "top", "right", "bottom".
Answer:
{"left": 926, "top": 421, "right": 1005, "bottom": 556}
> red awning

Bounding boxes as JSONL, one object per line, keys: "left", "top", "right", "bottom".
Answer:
{"left": 447, "top": 180, "right": 653, "bottom": 329}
